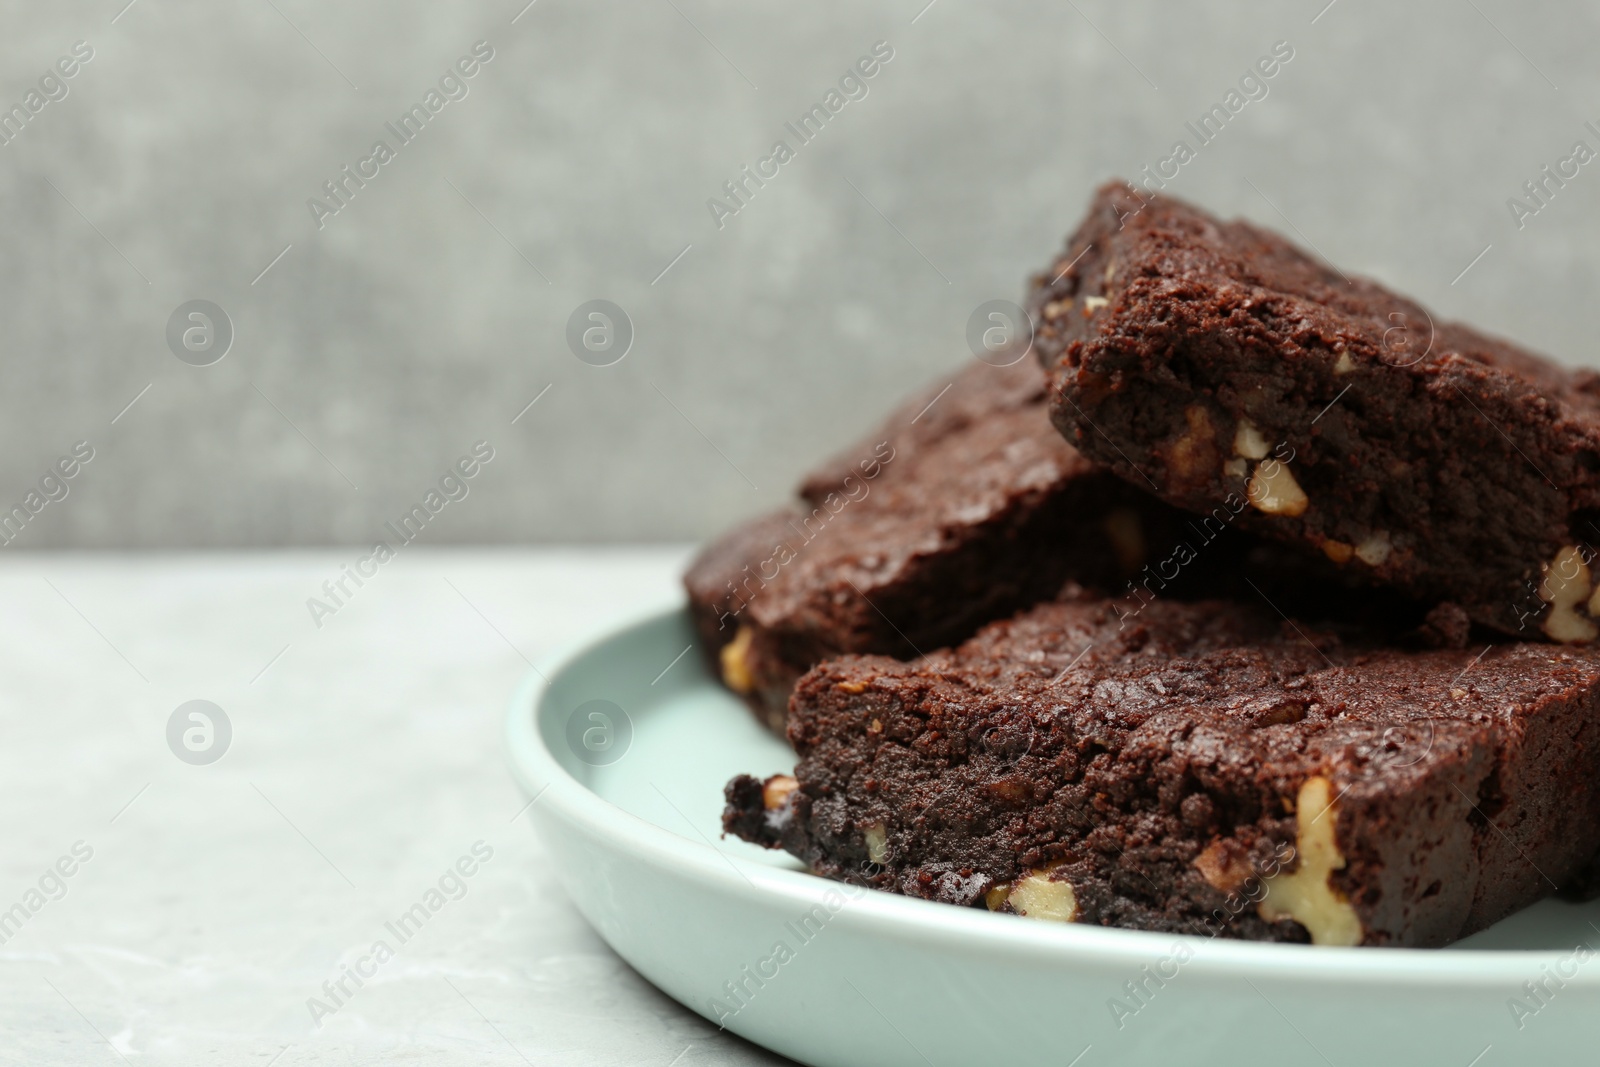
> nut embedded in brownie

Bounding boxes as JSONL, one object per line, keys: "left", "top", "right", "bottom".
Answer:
{"left": 1028, "top": 180, "right": 1600, "bottom": 643}
{"left": 723, "top": 593, "right": 1600, "bottom": 947}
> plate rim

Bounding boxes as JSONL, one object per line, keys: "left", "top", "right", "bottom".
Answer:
{"left": 504, "top": 604, "right": 1600, "bottom": 986}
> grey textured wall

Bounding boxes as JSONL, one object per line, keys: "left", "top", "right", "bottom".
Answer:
{"left": 4, "top": 0, "right": 1598, "bottom": 547}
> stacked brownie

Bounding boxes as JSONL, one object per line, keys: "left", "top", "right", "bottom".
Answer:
{"left": 1028, "top": 182, "right": 1600, "bottom": 642}
{"left": 685, "top": 357, "right": 1212, "bottom": 733}
{"left": 726, "top": 593, "right": 1600, "bottom": 946}
{"left": 699, "top": 182, "right": 1600, "bottom": 947}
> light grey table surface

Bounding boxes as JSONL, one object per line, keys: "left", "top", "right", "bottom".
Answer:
{"left": 0, "top": 547, "right": 793, "bottom": 1066}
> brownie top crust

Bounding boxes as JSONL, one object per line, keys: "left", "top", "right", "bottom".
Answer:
{"left": 790, "top": 593, "right": 1584, "bottom": 777}
{"left": 1032, "top": 181, "right": 1600, "bottom": 406}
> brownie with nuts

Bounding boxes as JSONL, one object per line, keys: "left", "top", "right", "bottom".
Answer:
{"left": 724, "top": 592, "right": 1600, "bottom": 946}
{"left": 1028, "top": 180, "right": 1600, "bottom": 643}
{"left": 683, "top": 358, "right": 1200, "bottom": 734}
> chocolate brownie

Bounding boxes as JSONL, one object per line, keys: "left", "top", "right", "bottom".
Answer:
{"left": 684, "top": 509, "right": 806, "bottom": 669}
{"left": 683, "top": 358, "right": 1198, "bottom": 734}
{"left": 724, "top": 593, "right": 1600, "bottom": 946}
{"left": 1028, "top": 180, "right": 1600, "bottom": 643}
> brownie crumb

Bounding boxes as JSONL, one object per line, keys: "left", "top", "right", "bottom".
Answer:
{"left": 1420, "top": 602, "right": 1472, "bottom": 650}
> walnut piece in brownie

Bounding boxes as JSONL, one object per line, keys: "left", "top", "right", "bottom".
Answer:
{"left": 724, "top": 593, "right": 1600, "bottom": 946}
{"left": 1028, "top": 180, "right": 1600, "bottom": 643}
{"left": 683, "top": 358, "right": 1196, "bottom": 734}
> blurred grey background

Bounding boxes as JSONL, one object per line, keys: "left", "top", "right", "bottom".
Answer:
{"left": 3, "top": 0, "right": 1598, "bottom": 547}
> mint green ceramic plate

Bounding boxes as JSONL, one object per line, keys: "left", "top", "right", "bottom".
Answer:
{"left": 505, "top": 607, "right": 1600, "bottom": 1067}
